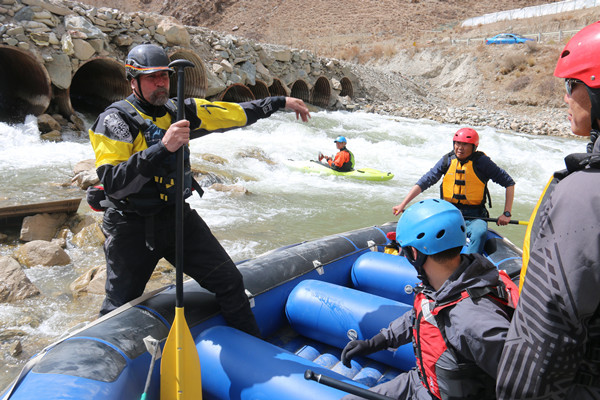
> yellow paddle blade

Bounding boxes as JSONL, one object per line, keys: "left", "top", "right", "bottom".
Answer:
{"left": 160, "top": 307, "right": 202, "bottom": 400}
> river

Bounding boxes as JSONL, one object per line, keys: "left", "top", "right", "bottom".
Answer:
{"left": 0, "top": 109, "right": 583, "bottom": 390}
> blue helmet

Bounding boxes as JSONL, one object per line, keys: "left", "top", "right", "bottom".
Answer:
{"left": 334, "top": 136, "right": 347, "bottom": 143}
{"left": 396, "top": 198, "right": 466, "bottom": 257}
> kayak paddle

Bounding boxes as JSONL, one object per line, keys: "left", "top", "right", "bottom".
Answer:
{"left": 160, "top": 59, "right": 203, "bottom": 400}
{"left": 304, "top": 369, "right": 395, "bottom": 400}
{"left": 464, "top": 216, "right": 528, "bottom": 226}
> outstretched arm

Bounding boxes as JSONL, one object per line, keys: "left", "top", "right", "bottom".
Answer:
{"left": 393, "top": 185, "right": 422, "bottom": 216}
{"left": 285, "top": 97, "right": 310, "bottom": 122}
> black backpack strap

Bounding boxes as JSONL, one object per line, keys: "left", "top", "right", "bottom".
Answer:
{"left": 191, "top": 176, "right": 204, "bottom": 198}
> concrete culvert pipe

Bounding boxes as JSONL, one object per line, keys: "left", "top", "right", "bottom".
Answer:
{"left": 310, "top": 76, "right": 331, "bottom": 108}
{"left": 219, "top": 84, "right": 255, "bottom": 103}
{"left": 248, "top": 80, "right": 270, "bottom": 99}
{"left": 268, "top": 78, "right": 289, "bottom": 97}
{"left": 0, "top": 45, "right": 51, "bottom": 122}
{"left": 339, "top": 77, "right": 354, "bottom": 98}
{"left": 69, "top": 57, "right": 130, "bottom": 116}
{"left": 168, "top": 50, "right": 207, "bottom": 99}
{"left": 290, "top": 80, "right": 310, "bottom": 103}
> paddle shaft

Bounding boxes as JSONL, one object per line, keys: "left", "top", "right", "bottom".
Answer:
{"left": 463, "top": 216, "right": 528, "bottom": 226}
{"left": 304, "top": 370, "right": 395, "bottom": 400}
{"left": 175, "top": 68, "right": 185, "bottom": 307}
{"left": 160, "top": 59, "right": 202, "bottom": 400}
{"left": 170, "top": 59, "right": 194, "bottom": 307}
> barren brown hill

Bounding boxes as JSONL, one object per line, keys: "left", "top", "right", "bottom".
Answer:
{"left": 80, "top": 0, "right": 600, "bottom": 130}
{"left": 87, "top": 0, "right": 556, "bottom": 53}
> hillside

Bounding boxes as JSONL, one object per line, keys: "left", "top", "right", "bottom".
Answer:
{"left": 78, "top": 0, "right": 600, "bottom": 134}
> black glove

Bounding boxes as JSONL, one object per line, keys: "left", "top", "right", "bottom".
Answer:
{"left": 340, "top": 333, "right": 387, "bottom": 368}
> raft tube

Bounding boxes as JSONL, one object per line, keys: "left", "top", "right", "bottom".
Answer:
{"left": 286, "top": 280, "right": 415, "bottom": 371}
{"left": 196, "top": 325, "right": 361, "bottom": 400}
{"left": 351, "top": 252, "right": 418, "bottom": 305}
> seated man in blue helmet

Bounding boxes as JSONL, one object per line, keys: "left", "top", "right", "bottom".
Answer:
{"left": 341, "top": 199, "right": 518, "bottom": 400}
{"left": 318, "top": 135, "right": 355, "bottom": 172}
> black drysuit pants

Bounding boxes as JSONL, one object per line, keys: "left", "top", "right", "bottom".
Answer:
{"left": 99, "top": 204, "right": 260, "bottom": 336}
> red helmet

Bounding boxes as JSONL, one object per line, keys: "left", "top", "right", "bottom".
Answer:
{"left": 453, "top": 128, "right": 479, "bottom": 147}
{"left": 554, "top": 21, "right": 600, "bottom": 88}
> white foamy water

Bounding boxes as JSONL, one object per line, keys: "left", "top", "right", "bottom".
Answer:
{"left": 0, "top": 109, "right": 585, "bottom": 390}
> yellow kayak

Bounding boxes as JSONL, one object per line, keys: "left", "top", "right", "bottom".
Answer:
{"left": 284, "top": 160, "right": 394, "bottom": 181}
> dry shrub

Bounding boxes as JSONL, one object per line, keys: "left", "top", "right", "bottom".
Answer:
{"left": 334, "top": 45, "right": 361, "bottom": 62}
{"left": 537, "top": 77, "right": 559, "bottom": 97}
{"left": 525, "top": 41, "right": 540, "bottom": 53}
{"left": 499, "top": 53, "right": 527, "bottom": 75}
{"left": 506, "top": 75, "right": 531, "bottom": 92}
{"left": 368, "top": 44, "right": 397, "bottom": 59}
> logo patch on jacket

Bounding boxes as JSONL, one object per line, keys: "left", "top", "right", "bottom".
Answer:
{"left": 104, "top": 113, "right": 133, "bottom": 142}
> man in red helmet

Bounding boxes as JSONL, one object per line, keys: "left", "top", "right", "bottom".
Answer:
{"left": 392, "top": 127, "right": 515, "bottom": 254}
{"left": 497, "top": 21, "right": 600, "bottom": 400}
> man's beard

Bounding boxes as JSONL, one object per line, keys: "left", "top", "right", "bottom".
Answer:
{"left": 148, "top": 88, "right": 169, "bottom": 106}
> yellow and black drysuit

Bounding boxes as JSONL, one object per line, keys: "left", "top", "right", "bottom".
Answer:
{"left": 88, "top": 94, "right": 289, "bottom": 335}
{"left": 497, "top": 153, "right": 600, "bottom": 399}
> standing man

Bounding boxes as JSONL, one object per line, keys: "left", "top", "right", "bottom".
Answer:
{"left": 318, "top": 135, "right": 355, "bottom": 171}
{"left": 392, "top": 128, "right": 515, "bottom": 254}
{"left": 341, "top": 199, "right": 518, "bottom": 400}
{"left": 88, "top": 43, "right": 310, "bottom": 336}
{"left": 497, "top": 21, "right": 600, "bottom": 399}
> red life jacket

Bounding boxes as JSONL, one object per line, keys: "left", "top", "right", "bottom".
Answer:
{"left": 412, "top": 270, "right": 518, "bottom": 400}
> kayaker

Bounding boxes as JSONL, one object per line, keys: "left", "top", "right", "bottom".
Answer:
{"left": 87, "top": 43, "right": 310, "bottom": 336}
{"left": 318, "top": 135, "right": 355, "bottom": 171}
{"left": 497, "top": 21, "right": 600, "bottom": 400}
{"left": 341, "top": 198, "right": 518, "bottom": 400}
{"left": 392, "top": 127, "right": 515, "bottom": 254}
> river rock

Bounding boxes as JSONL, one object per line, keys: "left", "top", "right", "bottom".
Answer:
{"left": 72, "top": 38, "right": 95, "bottom": 60}
{"left": 20, "top": 213, "right": 67, "bottom": 242}
{"left": 71, "top": 213, "right": 99, "bottom": 234}
{"left": 71, "top": 168, "right": 99, "bottom": 189}
{"left": 73, "top": 159, "right": 96, "bottom": 174}
{"left": 209, "top": 183, "right": 249, "bottom": 195}
{"left": 201, "top": 153, "right": 229, "bottom": 165}
{"left": 36, "top": 114, "right": 61, "bottom": 133}
{"left": 70, "top": 265, "right": 106, "bottom": 297}
{"left": 71, "top": 222, "right": 105, "bottom": 248}
{"left": 45, "top": 53, "right": 72, "bottom": 89}
{"left": 156, "top": 18, "right": 189, "bottom": 47}
{"left": 235, "top": 147, "right": 275, "bottom": 165}
{"left": 8, "top": 340, "right": 23, "bottom": 357}
{"left": 14, "top": 240, "right": 71, "bottom": 267}
{"left": 0, "top": 233, "right": 7, "bottom": 243}
{"left": 0, "top": 256, "right": 40, "bottom": 302}
{"left": 41, "top": 130, "right": 62, "bottom": 141}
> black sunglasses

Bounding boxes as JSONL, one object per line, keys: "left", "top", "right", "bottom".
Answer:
{"left": 565, "top": 78, "right": 584, "bottom": 97}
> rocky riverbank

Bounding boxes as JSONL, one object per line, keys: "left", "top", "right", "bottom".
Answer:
{"left": 0, "top": 0, "right": 575, "bottom": 139}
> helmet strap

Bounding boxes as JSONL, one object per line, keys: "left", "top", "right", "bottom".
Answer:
{"left": 401, "top": 246, "right": 429, "bottom": 284}
{"left": 132, "top": 76, "right": 151, "bottom": 105}
{"left": 587, "top": 86, "right": 600, "bottom": 131}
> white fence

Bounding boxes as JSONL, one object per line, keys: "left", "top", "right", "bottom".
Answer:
{"left": 451, "top": 29, "right": 582, "bottom": 45}
{"left": 462, "top": 0, "right": 600, "bottom": 27}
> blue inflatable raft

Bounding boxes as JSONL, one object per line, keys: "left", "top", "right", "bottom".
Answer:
{"left": 1, "top": 223, "right": 522, "bottom": 400}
